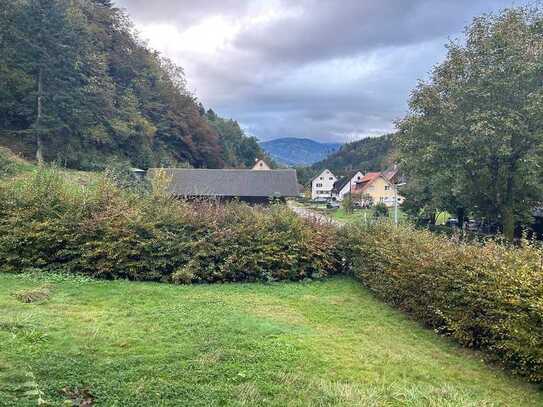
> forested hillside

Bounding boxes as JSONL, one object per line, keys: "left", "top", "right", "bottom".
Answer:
{"left": 259, "top": 138, "right": 341, "bottom": 166}
{"left": 297, "top": 134, "right": 396, "bottom": 184}
{"left": 0, "top": 0, "right": 264, "bottom": 170}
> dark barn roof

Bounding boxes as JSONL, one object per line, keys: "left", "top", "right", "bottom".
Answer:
{"left": 150, "top": 168, "right": 299, "bottom": 198}
{"left": 332, "top": 171, "right": 360, "bottom": 194}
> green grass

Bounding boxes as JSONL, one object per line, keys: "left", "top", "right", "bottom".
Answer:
{"left": 331, "top": 208, "right": 408, "bottom": 224}
{"left": 0, "top": 273, "right": 541, "bottom": 406}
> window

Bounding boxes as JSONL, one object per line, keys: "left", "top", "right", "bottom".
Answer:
{"left": 320, "top": 177, "right": 323, "bottom": 180}
{"left": 385, "top": 185, "right": 390, "bottom": 191}
{"left": 316, "top": 183, "right": 323, "bottom": 188}
{"left": 329, "top": 177, "right": 334, "bottom": 180}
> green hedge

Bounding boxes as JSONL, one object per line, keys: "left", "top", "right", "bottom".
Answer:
{"left": 341, "top": 222, "right": 543, "bottom": 382}
{"left": 0, "top": 168, "right": 342, "bottom": 283}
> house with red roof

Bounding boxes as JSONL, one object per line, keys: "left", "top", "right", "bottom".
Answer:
{"left": 354, "top": 171, "right": 404, "bottom": 207}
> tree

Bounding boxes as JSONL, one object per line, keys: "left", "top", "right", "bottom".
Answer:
{"left": 398, "top": 7, "right": 543, "bottom": 240}
{"left": 373, "top": 203, "right": 389, "bottom": 219}
{"left": 342, "top": 193, "right": 354, "bottom": 214}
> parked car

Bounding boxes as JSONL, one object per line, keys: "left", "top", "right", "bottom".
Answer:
{"left": 353, "top": 201, "right": 364, "bottom": 209}
{"left": 326, "top": 201, "right": 340, "bottom": 209}
{"left": 446, "top": 218, "right": 459, "bottom": 227}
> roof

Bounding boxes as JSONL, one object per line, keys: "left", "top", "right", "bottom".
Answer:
{"left": 332, "top": 171, "right": 362, "bottom": 193}
{"left": 149, "top": 168, "right": 299, "bottom": 198}
{"left": 383, "top": 166, "right": 399, "bottom": 181}
{"left": 361, "top": 172, "right": 382, "bottom": 183}
{"left": 358, "top": 172, "right": 393, "bottom": 193}
{"left": 312, "top": 169, "right": 336, "bottom": 183}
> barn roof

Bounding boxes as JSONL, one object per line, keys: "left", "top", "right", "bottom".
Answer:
{"left": 149, "top": 168, "right": 299, "bottom": 198}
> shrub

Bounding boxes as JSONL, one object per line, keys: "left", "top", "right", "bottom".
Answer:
{"left": 341, "top": 222, "right": 543, "bottom": 382}
{"left": 341, "top": 193, "right": 354, "bottom": 214}
{"left": 0, "top": 167, "right": 342, "bottom": 284}
{"left": 373, "top": 203, "right": 388, "bottom": 218}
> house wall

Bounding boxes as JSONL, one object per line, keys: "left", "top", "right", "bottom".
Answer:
{"left": 311, "top": 169, "right": 337, "bottom": 200}
{"left": 335, "top": 172, "right": 364, "bottom": 201}
{"left": 358, "top": 176, "right": 404, "bottom": 207}
{"left": 252, "top": 160, "right": 271, "bottom": 170}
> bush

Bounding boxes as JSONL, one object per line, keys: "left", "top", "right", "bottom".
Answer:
{"left": 341, "top": 222, "right": 543, "bottom": 382}
{"left": 0, "top": 167, "right": 342, "bottom": 284}
{"left": 373, "top": 203, "right": 388, "bottom": 218}
{"left": 341, "top": 193, "right": 354, "bottom": 214}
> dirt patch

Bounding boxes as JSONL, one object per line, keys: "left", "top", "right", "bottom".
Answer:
{"left": 61, "top": 387, "right": 94, "bottom": 406}
{"left": 13, "top": 285, "right": 52, "bottom": 303}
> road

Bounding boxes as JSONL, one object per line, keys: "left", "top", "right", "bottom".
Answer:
{"left": 287, "top": 201, "right": 344, "bottom": 227}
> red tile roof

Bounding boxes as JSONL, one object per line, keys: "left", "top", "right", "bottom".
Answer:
{"left": 361, "top": 172, "right": 381, "bottom": 183}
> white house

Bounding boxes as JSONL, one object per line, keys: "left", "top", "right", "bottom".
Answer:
{"left": 311, "top": 169, "right": 337, "bottom": 200}
{"left": 331, "top": 171, "right": 364, "bottom": 201}
{"left": 252, "top": 159, "right": 271, "bottom": 171}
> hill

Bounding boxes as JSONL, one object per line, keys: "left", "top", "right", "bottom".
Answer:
{"left": 260, "top": 138, "right": 341, "bottom": 166}
{"left": 297, "top": 134, "right": 396, "bottom": 184}
{"left": 0, "top": 0, "right": 264, "bottom": 170}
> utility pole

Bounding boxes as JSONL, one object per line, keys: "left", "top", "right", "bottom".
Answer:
{"left": 394, "top": 182, "right": 406, "bottom": 225}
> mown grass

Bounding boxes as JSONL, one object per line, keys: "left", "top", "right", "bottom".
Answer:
{"left": 0, "top": 273, "right": 541, "bottom": 406}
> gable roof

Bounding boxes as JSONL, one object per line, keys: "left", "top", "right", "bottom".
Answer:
{"left": 312, "top": 169, "right": 336, "bottom": 183}
{"left": 382, "top": 165, "right": 400, "bottom": 182}
{"left": 149, "top": 168, "right": 299, "bottom": 198}
{"left": 361, "top": 172, "right": 382, "bottom": 183}
{"left": 358, "top": 172, "right": 392, "bottom": 193}
{"left": 332, "top": 171, "right": 363, "bottom": 193}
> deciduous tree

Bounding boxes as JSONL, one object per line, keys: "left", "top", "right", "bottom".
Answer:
{"left": 399, "top": 7, "right": 543, "bottom": 240}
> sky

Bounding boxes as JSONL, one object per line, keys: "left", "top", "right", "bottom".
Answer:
{"left": 115, "top": 0, "right": 528, "bottom": 143}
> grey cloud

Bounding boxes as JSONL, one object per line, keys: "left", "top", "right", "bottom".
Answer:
{"left": 115, "top": 0, "right": 251, "bottom": 26}
{"left": 114, "top": 0, "right": 529, "bottom": 143}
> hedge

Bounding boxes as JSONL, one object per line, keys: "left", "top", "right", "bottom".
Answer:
{"left": 0, "top": 168, "right": 342, "bottom": 283}
{"left": 341, "top": 221, "right": 543, "bottom": 383}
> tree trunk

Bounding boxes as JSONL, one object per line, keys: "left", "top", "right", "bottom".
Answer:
{"left": 36, "top": 67, "right": 44, "bottom": 164}
{"left": 502, "top": 206, "right": 515, "bottom": 242}
{"left": 502, "top": 173, "right": 515, "bottom": 241}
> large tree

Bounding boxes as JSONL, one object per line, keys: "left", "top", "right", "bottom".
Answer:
{"left": 399, "top": 7, "right": 543, "bottom": 240}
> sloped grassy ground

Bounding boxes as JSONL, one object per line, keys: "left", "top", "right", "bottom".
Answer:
{"left": 0, "top": 274, "right": 541, "bottom": 406}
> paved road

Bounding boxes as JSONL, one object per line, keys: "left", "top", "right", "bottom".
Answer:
{"left": 287, "top": 202, "right": 344, "bottom": 227}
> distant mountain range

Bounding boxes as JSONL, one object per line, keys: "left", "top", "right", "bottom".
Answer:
{"left": 295, "top": 134, "right": 397, "bottom": 185}
{"left": 259, "top": 138, "right": 341, "bottom": 166}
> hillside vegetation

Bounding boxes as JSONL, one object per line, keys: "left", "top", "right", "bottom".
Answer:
{"left": 297, "top": 134, "right": 395, "bottom": 184}
{"left": 0, "top": 0, "right": 263, "bottom": 170}
{"left": 2, "top": 274, "right": 542, "bottom": 406}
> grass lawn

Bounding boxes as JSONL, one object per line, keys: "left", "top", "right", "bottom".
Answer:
{"left": 324, "top": 207, "right": 407, "bottom": 224}
{"left": 1, "top": 273, "right": 541, "bottom": 406}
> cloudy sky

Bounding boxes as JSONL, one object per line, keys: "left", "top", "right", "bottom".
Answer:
{"left": 115, "top": 0, "right": 527, "bottom": 143}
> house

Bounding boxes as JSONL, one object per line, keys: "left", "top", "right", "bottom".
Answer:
{"left": 355, "top": 172, "right": 404, "bottom": 207}
{"left": 331, "top": 171, "right": 364, "bottom": 201}
{"left": 149, "top": 168, "right": 299, "bottom": 204}
{"left": 382, "top": 164, "right": 405, "bottom": 185}
{"left": 311, "top": 169, "right": 337, "bottom": 200}
{"left": 252, "top": 159, "right": 271, "bottom": 171}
